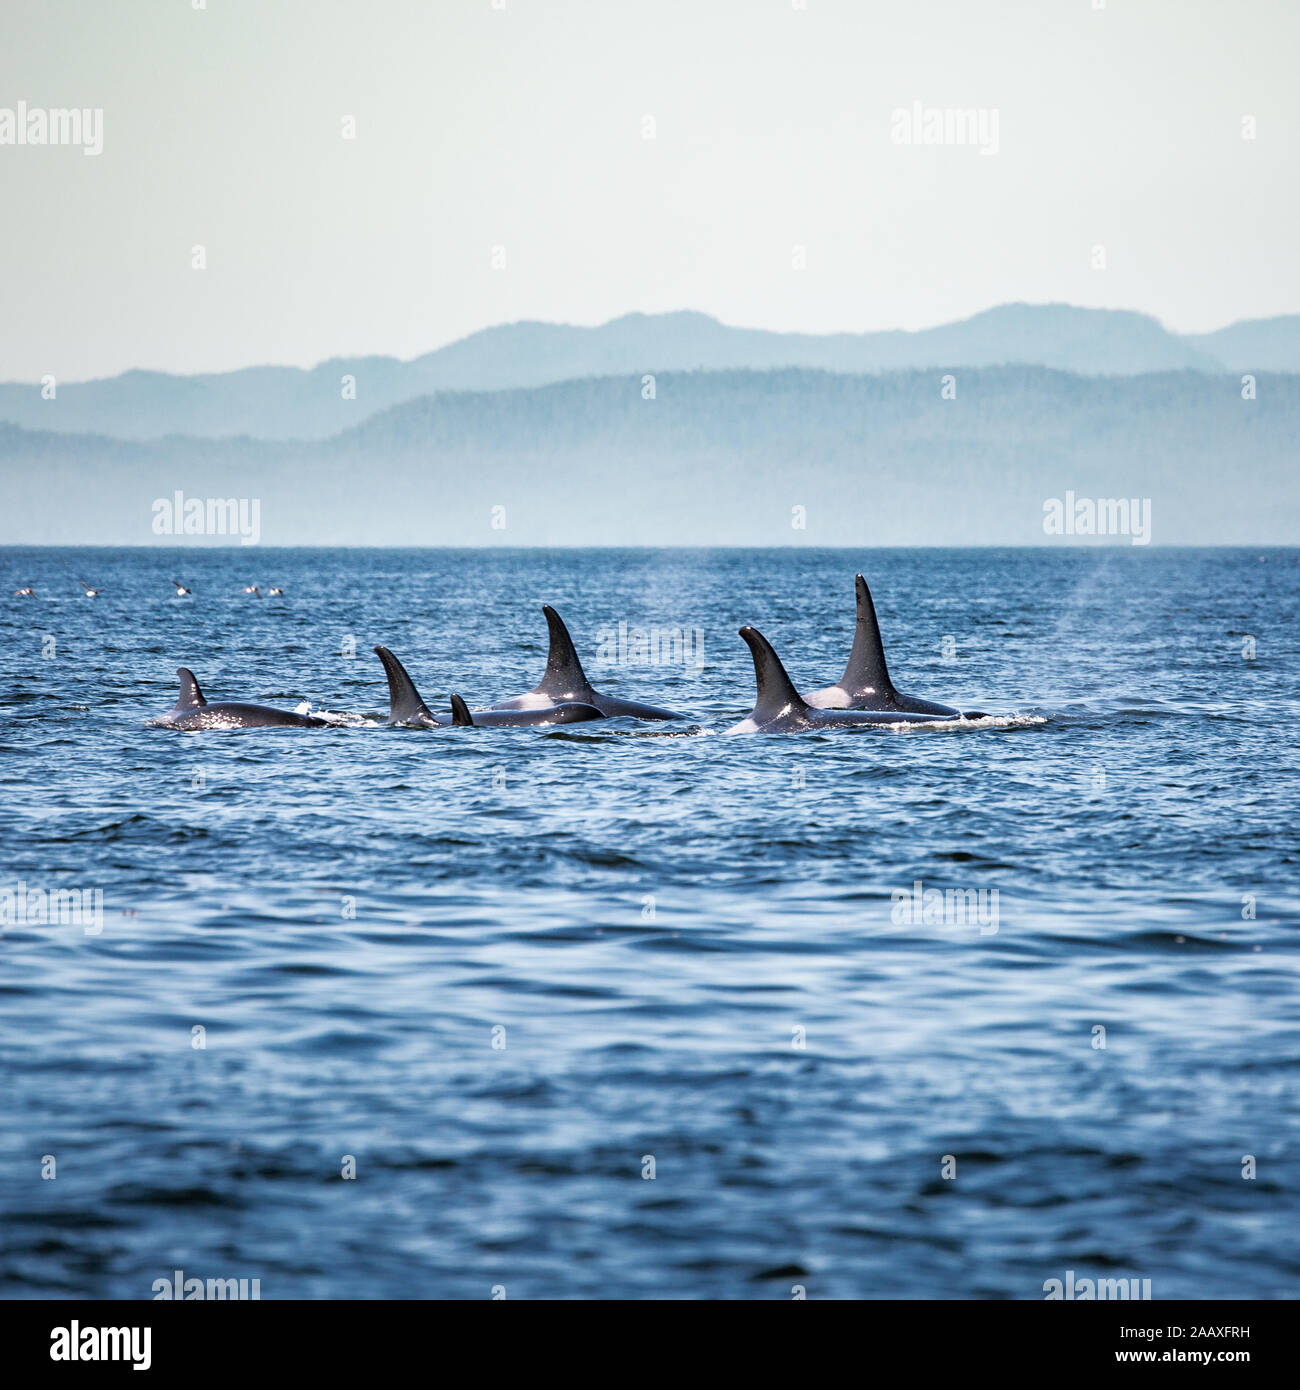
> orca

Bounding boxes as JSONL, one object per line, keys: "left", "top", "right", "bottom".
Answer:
{"left": 804, "top": 574, "right": 983, "bottom": 718}
{"left": 374, "top": 646, "right": 604, "bottom": 728}
{"left": 154, "top": 667, "right": 329, "bottom": 730}
{"left": 726, "top": 627, "right": 956, "bottom": 733}
{"left": 488, "top": 605, "right": 686, "bottom": 720}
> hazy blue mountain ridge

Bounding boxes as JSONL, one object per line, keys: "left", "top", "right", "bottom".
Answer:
{"left": 3, "top": 365, "right": 1292, "bottom": 546}
{"left": 1, "top": 303, "right": 1290, "bottom": 441}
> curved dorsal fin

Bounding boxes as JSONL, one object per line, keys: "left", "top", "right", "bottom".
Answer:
{"left": 175, "top": 667, "right": 206, "bottom": 708}
{"left": 738, "top": 627, "right": 809, "bottom": 719}
{"left": 533, "top": 605, "right": 594, "bottom": 698}
{"left": 839, "top": 574, "right": 894, "bottom": 699}
{"left": 373, "top": 646, "right": 435, "bottom": 724}
{"left": 449, "top": 693, "right": 474, "bottom": 727}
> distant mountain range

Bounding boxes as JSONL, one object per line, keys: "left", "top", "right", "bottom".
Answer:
{"left": 4, "top": 366, "right": 1294, "bottom": 546}
{"left": 3, "top": 303, "right": 1298, "bottom": 442}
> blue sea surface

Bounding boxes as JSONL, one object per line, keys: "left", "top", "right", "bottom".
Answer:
{"left": 1, "top": 546, "right": 1298, "bottom": 1299}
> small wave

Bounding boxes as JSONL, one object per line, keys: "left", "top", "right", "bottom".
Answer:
{"left": 884, "top": 712, "right": 1046, "bottom": 732}
{"left": 311, "top": 709, "right": 381, "bottom": 728}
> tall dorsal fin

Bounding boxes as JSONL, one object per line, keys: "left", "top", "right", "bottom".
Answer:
{"left": 373, "top": 646, "right": 435, "bottom": 724}
{"left": 738, "top": 627, "right": 809, "bottom": 719}
{"left": 839, "top": 574, "right": 894, "bottom": 699}
{"left": 533, "top": 605, "right": 594, "bottom": 698}
{"left": 175, "top": 667, "right": 206, "bottom": 709}
{"left": 449, "top": 693, "right": 474, "bottom": 727}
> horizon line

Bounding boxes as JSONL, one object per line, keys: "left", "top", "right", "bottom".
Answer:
{"left": 4, "top": 543, "right": 1296, "bottom": 553}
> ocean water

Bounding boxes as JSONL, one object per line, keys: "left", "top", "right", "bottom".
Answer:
{"left": 1, "top": 545, "right": 1297, "bottom": 1300}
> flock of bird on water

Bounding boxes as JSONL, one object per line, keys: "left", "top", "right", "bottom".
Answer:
{"left": 14, "top": 580, "right": 282, "bottom": 598}
{"left": 13, "top": 574, "right": 996, "bottom": 735}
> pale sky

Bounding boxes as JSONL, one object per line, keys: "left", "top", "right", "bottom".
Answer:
{"left": 1, "top": 0, "right": 1296, "bottom": 381}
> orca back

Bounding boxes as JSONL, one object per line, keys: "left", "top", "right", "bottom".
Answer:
{"left": 838, "top": 574, "right": 894, "bottom": 701}
{"left": 739, "top": 626, "right": 811, "bottom": 724}
{"left": 533, "top": 606, "right": 596, "bottom": 701}
{"left": 169, "top": 667, "right": 207, "bottom": 718}
{"left": 374, "top": 646, "right": 437, "bottom": 725}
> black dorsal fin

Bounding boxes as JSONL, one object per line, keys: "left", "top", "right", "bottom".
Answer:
{"left": 533, "top": 605, "right": 594, "bottom": 698}
{"left": 450, "top": 694, "right": 474, "bottom": 727}
{"left": 839, "top": 574, "right": 894, "bottom": 699}
{"left": 175, "top": 667, "right": 206, "bottom": 709}
{"left": 373, "top": 646, "right": 435, "bottom": 724}
{"left": 738, "top": 627, "right": 809, "bottom": 719}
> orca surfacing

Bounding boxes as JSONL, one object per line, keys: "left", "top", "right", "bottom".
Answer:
{"left": 374, "top": 646, "right": 604, "bottom": 727}
{"left": 153, "top": 668, "right": 329, "bottom": 730}
{"left": 804, "top": 574, "right": 985, "bottom": 719}
{"left": 489, "top": 605, "right": 686, "bottom": 721}
{"left": 726, "top": 627, "right": 957, "bottom": 733}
